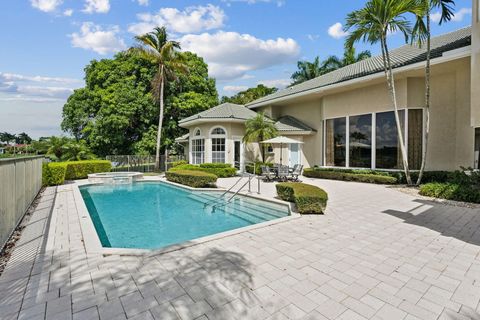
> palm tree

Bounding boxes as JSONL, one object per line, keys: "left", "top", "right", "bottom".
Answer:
{"left": 131, "top": 27, "right": 188, "bottom": 170}
{"left": 322, "top": 47, "right": 372, "bottom": 73}
{"left": 411, "top": 0, "right": 454, "bottom": 185}
{"left": 291, "top": 57, "right": 325, "bottom": 85}
{"left": 345, "top": 0, "right": 422, "bottom": 185}
{"left": 243, "top": 113, "right": 278, "bottom": 162}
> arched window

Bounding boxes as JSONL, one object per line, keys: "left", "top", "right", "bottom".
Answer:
{"left": 211, "top": 127, "right": 226, "bottom": 135}
{"left": 210, "top": 127, "right": 226, "bottom": 163}
{"left": 191, "top": 128, "right": 204, "bottom": 164}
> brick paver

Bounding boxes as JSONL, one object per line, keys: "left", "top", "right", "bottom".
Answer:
{"left": 1, "top": 178, "right": 480, "bottom": 319}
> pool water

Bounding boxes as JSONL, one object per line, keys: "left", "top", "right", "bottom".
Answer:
{"left": 80, "top": 182, "right": 290, "bottom": 249}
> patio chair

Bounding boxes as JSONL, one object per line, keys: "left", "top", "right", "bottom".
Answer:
{"left": 277, "top": 165, "right": 289, "bottom": 181}
{"left": 289, "top": 164, "right": 303, "bottom": 182}
{"left": 261, "top": 166, "right": 275, "bottom": 182}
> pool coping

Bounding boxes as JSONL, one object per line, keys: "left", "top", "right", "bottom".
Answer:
{"left": 72, "top": 177, "right": 300, "bottom": 256}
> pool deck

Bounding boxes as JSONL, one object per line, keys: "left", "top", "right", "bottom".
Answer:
{"left": 1, "top": 176, "right": 480, "bottom": 319}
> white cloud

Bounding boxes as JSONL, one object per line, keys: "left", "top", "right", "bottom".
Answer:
{"left": 223, "top": 85, "right": 248, "bottom": 93}
{"left": 128, "top": 4, "right": 225, "bottom": 35}
{"left": 0, "top": 72, "right": 81, "bottom": 102}
{"left": 179, "top": 31, "right": 300, "bottom": 80}
{"left": 30, "top": 0, "right": 63, "bottom": 12}
{"left": 63, "top": 8, "right": 73, "bottom": 16}
{"left": 136, "top": 0, "right": 149, "bottom": 6}
{"left": 432, "top": 7, "right": 471, "bottom": 23}
{"left": 258, "top": 78, "right": 290, "bottom": 89}
{"left": 83, "top": 0, "right": 110, "bottom": 14}
{"left": 307, "top": 34, "right": 319, "bottom": 41}
{"left": 70, "top": 22, "right": 126, "bottom": 55}
{"left": 221, "top": 0, "right": 285, "bottom": 7}
{"left": 328, "top": 22, "right": 349, "bottom": 39}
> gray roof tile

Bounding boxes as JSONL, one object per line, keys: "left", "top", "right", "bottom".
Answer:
{"left": 179, "top": 103, "right": 258, "bottom": 125}
{"left": 248, "top": 27, "right": 471, "bottom": 108}
{"left": 275, "top": 116, "right": 315, "bottom": 132}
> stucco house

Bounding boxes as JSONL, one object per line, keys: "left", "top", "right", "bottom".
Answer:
{"left": 177, "top": 11, "right": 480, "bottom": 173}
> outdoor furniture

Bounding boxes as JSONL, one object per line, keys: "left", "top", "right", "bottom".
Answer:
{"left": 289, "top": 164, "right": 303, "bottom": 181}
{"left": 277, "top": 165, "right": 290, "bottom": 181}
{"left": 261, "top": 166, "right": 275, "bottom": 182}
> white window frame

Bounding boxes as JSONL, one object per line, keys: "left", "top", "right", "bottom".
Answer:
{"left": 210, "top": 126, "right": 227, "bottom": 164}
{"left": 190, "top": 128, "right": 205, "bottom": 165}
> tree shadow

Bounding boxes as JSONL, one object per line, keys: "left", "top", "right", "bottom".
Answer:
{"left": 382, "top": 198, "right": 480, "bottom": 247}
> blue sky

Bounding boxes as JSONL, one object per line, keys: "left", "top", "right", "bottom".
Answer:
{"left": 0, "top": 0, "right": 473, "bottom": 138}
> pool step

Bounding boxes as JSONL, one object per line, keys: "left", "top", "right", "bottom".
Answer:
{"left": 188, "top": 193, "right": 288, "bottom": 223}
{"left": 192, "top": 192, "right": 288, "bottom": 219}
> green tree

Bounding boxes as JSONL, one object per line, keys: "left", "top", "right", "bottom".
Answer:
{"left": 131, "top": 26, "right": 189, "bottom": 170}
{"left": 411, "top": 0, "right": 454, "bottom": 185}
{"left": 15, "top": 132, "right": 32, "bottom": 144}
{"left": 322, "top": 47, "right": 372, "bottom": 73}
{"left": 46, "top": 136, "right": 71, "bottom": 160}
{"left": 61, "top": 49, "right": 217, "bottom": 157}
{"left": 243, "top": 112, "right": 278, "bottom": 162}
{"left": 290, "top": 57, "right": 325, "bottom": 85}
{"left": 61, "top": 140, "right": 96, "bottom": 161}
{"left": 0, "top": 132, "right": 16, "bottom": 144}
{"left": 345, "top": 0, "right": 422, "bottom": 185}
{"left": 221, "top": 85, "right": 278, "bottom": 105}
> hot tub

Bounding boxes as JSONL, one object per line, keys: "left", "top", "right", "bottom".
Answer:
{"left": 87, "top": 172, "right": 144, "bottom": 184}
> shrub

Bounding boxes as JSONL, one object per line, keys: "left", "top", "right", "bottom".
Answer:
{"left": 276, "top": 182, "right": 328, "bottom": 214}
{"left": 170, "top": 160, "right": 187, "bottom": 168}
{"left": 303, "top": 168, "right": 397, "bottom": 184}
{"left": 42, "top": 162, "right": 67, "bottom": 186}
{"left": 419, "top": 182, "right": 480, "bottom": 203}
{"left": 245, "top": 162, "right": 273, "bottom": 175}
{"left": 166, "top": 170, "right": 217, "bottom": 188}
{"left": 64, "top": 160, "right": 112, "bottom": 180}
{"left": 170, "top": 163, "right": 237, "bottom": 178}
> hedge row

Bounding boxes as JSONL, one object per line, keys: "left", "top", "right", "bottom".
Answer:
{"left": 170, "top": 163, "right": 237, "bottom": 178}
{"left": 166, "top": 170, "right": 217, "bottom": 188}
{"left": 276, "top": 182, "right": 328, "bottom": 214}
{"left": 419, "top": 182, "right": 480, "bottom": 203}
{"left": 42, "top": 160, "right": 112, "bottom": 186}
{"left": 303, "top": 168, "right": 397, "bottom": 184}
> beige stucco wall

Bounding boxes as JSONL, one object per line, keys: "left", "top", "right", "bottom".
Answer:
{"left": 255, "top": 57, "right": 474, "bottom": 171}
{"left": 472, "top": 0, "right": 480, "bottom": 127}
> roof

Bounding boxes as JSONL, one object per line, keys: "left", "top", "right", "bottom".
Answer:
{"left": 174, "top": 133, "right": 189, "bottom": 143}
{"left": 248, "top": 27, "right": 472, "bottom": 108}
{"left": 179, "top": 103, "right": 258, "bottom": 125}
{"left": 275, "top": 115, "right": 315, "bottom": 132}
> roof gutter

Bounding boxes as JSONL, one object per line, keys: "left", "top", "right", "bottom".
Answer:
{"left": 248, "top": 46, "right": 471, "bottom": 109}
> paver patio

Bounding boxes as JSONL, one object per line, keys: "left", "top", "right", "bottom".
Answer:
{"left": 1, "top": 177, "right": 480, "bottom": 320}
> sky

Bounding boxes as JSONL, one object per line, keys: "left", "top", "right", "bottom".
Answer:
{"left": 0, "top": 0, "right": 473, "bottom": 138}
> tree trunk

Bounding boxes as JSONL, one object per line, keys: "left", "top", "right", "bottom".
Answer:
{"left": 381, "top": 36, "right": 413, "bottom": 185}
{"left": 417, "top": 11, "right": 431, "bottom": 185}
{"left": 154, "top": 65, "right": 165, "bottom": 171}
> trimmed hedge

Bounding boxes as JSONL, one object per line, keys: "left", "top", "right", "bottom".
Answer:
{"left": 64, "top": 160, "right": 112, "bottom": 180}
{"left": 170, "top": 163, "right": 237, "bottom": 178}
{"left": 245, "top": 162, "right": 273, "bottom": 175}
{"left": 166, "top": 170, "right": 217, "bottom": 188}
{"left": 276, "top": 182, "right": 328, "bottom": 214}
{"left": 419, "top": 182, "right": 480, "bottom": 203}
{"left": 42, "top": 163, "right": 68, "bottom": 186}
{"left": 170, "top": 160, "right": 187, "bottom": 168}
{"left": 42, "top": 160, "right": 112, "bottom": 186}
{"left": 304, "top": 168, "right": 397, "bottom": 184}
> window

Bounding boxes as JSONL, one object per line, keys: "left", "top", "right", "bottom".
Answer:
{"left": 211, "top": 138, "right": 226, "bottom": 163}
{"left": 408, "top": 109, "right": 423, "bottom": 170}
{"left": 376, "top": 111, "right": 403, "bottom": 169}
{"left": 349, "top": 114, "right": 372, "bottom": 168}
{"left": 194, "top": 129, "right": 201, "bottom": 136}
{"left": 191, "top": 138, "right": 205, "bottom": 164}
{"left": 325, "top": 117, "right": 346, "bottom": 166}
{"left": 211, "top": 127, "right": 225, "bottom": 135}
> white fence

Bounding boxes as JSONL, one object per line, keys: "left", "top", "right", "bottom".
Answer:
{"left": 0, "top": 156, "right": 43, "bottom": 250}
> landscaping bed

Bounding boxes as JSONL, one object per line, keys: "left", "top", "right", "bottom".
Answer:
{"left": 170, "top": 163, "right": 237, "bottom": 178}
{"left": 43, "top": 160, "right": 112, "bottom": 186}
{"left": 276, "top": 182, "right": 328, "bottom": 214}
{"left": 166, "top": 170, "right": 217, "bottom": 188}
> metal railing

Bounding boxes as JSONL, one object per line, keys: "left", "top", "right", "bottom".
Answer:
{"left": 106, "top": 155, "right": 186, "bottom": 173}
{"left": 0, "top": 156, "right": 43, "bottom": 250}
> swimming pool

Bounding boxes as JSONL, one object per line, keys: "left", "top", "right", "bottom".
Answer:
{"left": 79, "top": 182, "right": 290, "bottom": 249}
